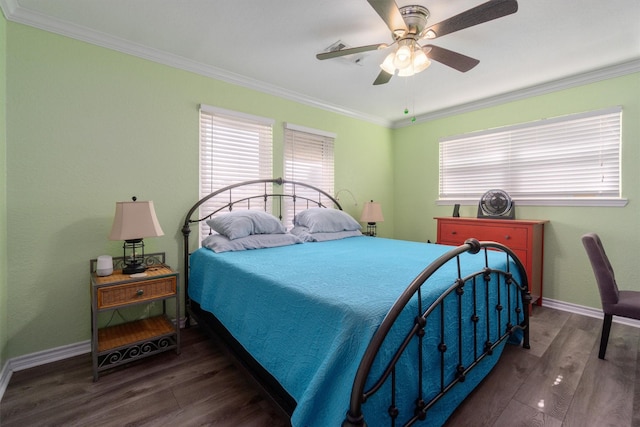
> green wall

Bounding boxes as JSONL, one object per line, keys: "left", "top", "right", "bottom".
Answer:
{"left": 4, "top": 22, "right": 393, "bottom": 359}
{"left": 3, "top": 17, "right": 639, "bottom": 362}
{"left": 1, "top": 9, "right": 8, "bottom": 368}
{"left": 393, "top": 72, "right": 640, "bottom": 310}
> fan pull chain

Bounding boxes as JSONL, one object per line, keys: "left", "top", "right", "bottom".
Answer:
{"left": 403, "top": 75, "right": 417, "bottom": 123}
{"left": 411, "top": 84, "right": 416, "bottom": 123}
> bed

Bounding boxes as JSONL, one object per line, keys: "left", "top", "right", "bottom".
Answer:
{"left": 181, "top": 178, "right": 531, "bottom": 427}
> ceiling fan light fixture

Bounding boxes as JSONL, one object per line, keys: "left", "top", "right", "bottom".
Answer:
{"left": 379, "top": 39, "right": 431, "bottom": 77}
{"left": 380, "top": 52, "right": 397, "bottom": 74}
{"left": 412, "top": 49, "right": 431, "bottom": 73}
{"left": 413, "top": 59, "right": 431, "bottom": 74}
{"left": 319, "top": 0, "right": 518, "bottom": 86}
{"left": 393, "top": 41, "right": 413, "bottom": 68}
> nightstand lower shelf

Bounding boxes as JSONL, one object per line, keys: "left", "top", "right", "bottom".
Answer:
{"left": 96, "top": 315, "right": 177, "bottom": 374}
{"left": 98, "top": 315, "right": 175, "bottom": 351}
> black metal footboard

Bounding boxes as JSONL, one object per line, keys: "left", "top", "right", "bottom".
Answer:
{"left": 343, "top": 238, "right": 531, "bottom": 427}
{"left": 182, "top": 179, "right": 531, "bottom": 426}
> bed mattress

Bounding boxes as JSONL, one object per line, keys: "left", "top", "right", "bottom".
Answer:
{"left": 189, "top": 236, "right": 522, "bottom": 426}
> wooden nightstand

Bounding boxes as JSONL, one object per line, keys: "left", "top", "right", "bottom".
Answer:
{"left": 90, "top": 253, "right": 180, "bottom": 381}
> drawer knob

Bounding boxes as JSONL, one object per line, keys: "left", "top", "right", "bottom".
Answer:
{"left": 451, "top": 231, "right": 457, "bottom": 235}
{"left": 136, "top": 289, "right": 144, "bottom": 296}
{"left": 504, "top": 235, "right": 511, "bottom": 240}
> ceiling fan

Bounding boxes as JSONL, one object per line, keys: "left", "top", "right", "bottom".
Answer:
{"left": 316, "top": 0, "right": 518, "bottom": 85}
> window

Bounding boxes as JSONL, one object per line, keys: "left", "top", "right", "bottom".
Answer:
{"left": 283, "top": 123, "right": 335, "bottom": 226}
{"left": 199, "top": 105, "right": 273, "bottom": 237}
{"left": 439, "top": 106, "right": 624, "bottom": 206}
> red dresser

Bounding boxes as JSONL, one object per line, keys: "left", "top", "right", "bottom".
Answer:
{"left": 435, "top": 217, "right": 547, "bottom": 305}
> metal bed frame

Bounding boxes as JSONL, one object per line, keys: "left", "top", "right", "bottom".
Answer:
{"left": 181, "top": 178, "right": 531, "bottom": 427}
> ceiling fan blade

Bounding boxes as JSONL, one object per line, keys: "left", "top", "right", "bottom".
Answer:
{"left": 373, "top": 70, "right": 393, "bottom": 85}
{"left": 424, "top": 45, "right": 480, "bottom": 72}
{"left": 367, "top": 0, "right": 408, "bottom": 36}
{"left": 316, "top": 43, "right": 385, "bottom": 60}
{"left": 424, "top": 0, "right": 518, "bottom": 39}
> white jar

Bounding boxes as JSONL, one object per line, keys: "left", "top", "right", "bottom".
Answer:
{"left": 96, "top": 255, "right": 113, "bottom": 276}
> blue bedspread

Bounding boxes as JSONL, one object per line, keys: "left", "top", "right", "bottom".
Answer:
{"left": 189, "top": 237, "right": 523, "bottom": 426}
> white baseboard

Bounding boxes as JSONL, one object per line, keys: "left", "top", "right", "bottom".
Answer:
{"left": 0, "top": 317, "right": 190, "bottom": 402}
{"left": 0, "top": 306, "right": 637, "bottom": 402}
{"left": 0, "top": 360, "right": 13, "bottom": 402}
{"left": 0, "top": 339, "right": 90, "bottom": 403}
{"left": 10, "top": 340, "right": 91, "bottom": 372}
{"left": 541, "top": 297, "right": 640, "bottom": 328}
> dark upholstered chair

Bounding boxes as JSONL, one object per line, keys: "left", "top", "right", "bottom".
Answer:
{"left": 582, "top": 233, "right": 640, "bottom": 359}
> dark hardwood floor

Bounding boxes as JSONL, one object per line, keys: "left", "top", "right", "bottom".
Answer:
{"left": 1, "top": 306, "right": 639, "bottom": 426}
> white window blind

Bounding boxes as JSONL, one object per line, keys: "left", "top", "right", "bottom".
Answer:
{"left": 283, "top": 123, "right": 335, "bottom": 226}
{"left": 439, "top": 107, "right": 622, "bottom": 205}
{"left": 199, "top": 105, "right": 273, "bottom": 238}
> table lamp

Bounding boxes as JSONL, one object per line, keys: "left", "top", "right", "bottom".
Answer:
{"left": 360, "top": 200, "right": 384, "bottom": 237}
{"left": 109, "top": 197, "right": 164, "bottom": 274}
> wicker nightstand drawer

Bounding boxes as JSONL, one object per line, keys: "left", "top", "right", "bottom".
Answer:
{"left": 97, "top": 276, "right": 177, "bottom": 309}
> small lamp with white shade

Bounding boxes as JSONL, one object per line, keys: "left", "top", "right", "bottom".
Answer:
{"left": 109, "top": 197, "right": 164, "bottom": 275}
{"left": 360, "top": 200, "right": 384, "bottom": 237}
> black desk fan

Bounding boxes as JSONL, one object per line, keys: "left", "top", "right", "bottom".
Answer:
{"left": 477, "top": 189, "right": 515, "bottom": 219}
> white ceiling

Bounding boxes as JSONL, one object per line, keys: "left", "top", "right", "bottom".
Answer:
{"left": 3, "top": 0, "right": 640, "bottom": 126}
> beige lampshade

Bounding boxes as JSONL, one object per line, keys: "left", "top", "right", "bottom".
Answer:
{"left": 360, "top": 201, "right": 384, "bottom": 223}
{"left": 109, "top": 200, "right": 164, "bottom": 241}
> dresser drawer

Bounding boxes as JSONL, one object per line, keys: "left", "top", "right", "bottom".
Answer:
{"left": 97, "top": 276, "right": 177, "bottom": 309}
{"left": 438, "top": 222, "right": 528, "bottom": 249}
{"left": 435, "top": 217, "right": 547, "bottom": 308}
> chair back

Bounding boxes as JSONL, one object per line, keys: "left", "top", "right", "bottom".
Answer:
{"left": 582, "top": 233, "right": 619, "bottom": 310}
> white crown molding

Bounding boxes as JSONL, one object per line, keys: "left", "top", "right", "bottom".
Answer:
{"left": 0, "top": 0, "right": 390, "bottom": 128}
{"left": 1, "top": 0, "right": 638, "bottom": 130}
{"left": 397, "top": 58, "right": 640, "bottom": 128}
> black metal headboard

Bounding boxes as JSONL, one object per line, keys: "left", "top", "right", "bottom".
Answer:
{"left": 181, "top": 177, "right": 342, "bottom": 314}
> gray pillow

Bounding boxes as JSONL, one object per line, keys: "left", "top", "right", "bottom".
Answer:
{"left": 290, "top": 225, "right": 362, "bottom": 242}
{"left": 202, "top": 233, "right": 302, "bottom": 253}
{"left": 293, "top": 208, "right": 361, "bottom": 233}
{"left": 307, "top": 230, "right": 363, "bottom": 242}
{"left": 206, "top": 210, "right": 285, "bottom": 240}
{"left": 289, "top": 225, "right": 314, "bottom": 242}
